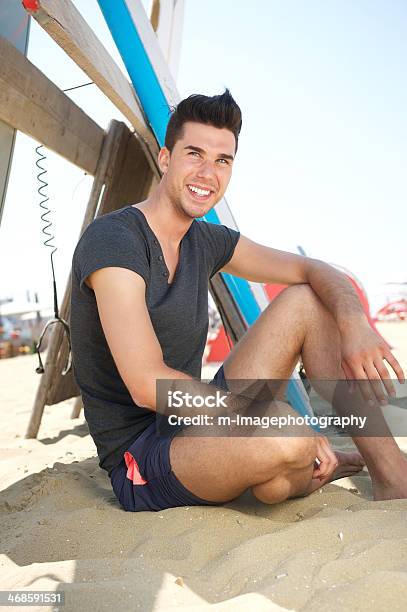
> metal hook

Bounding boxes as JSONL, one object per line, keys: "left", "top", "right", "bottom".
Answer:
{"left": 35, "top": 317, "right": 72, "bottom": 376}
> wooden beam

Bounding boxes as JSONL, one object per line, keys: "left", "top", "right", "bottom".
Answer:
{"left": 0, "top": 36, "right": 103, "bottom": 174}
{"left": 23, "top": 0, "right": 160, "bottom": 173}
{"left": 209, "top": 275, "right": 247, "bottom": 345}
{"left": 150, "top": 0, "right": 160, "bottom": 31}
{"left": 71, "top": 396, "right": 83, "bottom": 419}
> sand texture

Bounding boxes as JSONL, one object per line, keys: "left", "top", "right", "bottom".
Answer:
{"left": 1, "top": 321, "right": 407, "bottom": 611}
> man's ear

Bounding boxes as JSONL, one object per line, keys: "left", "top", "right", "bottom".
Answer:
{"left": 158, "top": 147, "right": 171, "bottom": 174}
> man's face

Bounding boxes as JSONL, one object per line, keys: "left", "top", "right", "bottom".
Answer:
{"left": 158, "top": 121, "right": 236, "bottom": 219}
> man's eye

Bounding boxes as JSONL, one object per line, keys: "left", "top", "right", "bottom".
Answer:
{"left": 189, "top": 151, "right": 200, "bottom": 157}
{"left": 217, "top": 158, "right": 229, "bottom": 165}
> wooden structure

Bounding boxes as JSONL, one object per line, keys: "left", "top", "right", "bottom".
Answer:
{"left": 0, "top": 0, "right": 246, "bottom": 437}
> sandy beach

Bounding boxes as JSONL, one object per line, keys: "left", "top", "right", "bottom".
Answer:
{"left": 1, "top": 321, "right": 407, "bottom": 611}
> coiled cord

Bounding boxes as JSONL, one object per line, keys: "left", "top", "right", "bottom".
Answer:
{"left": 33, "top": 82, "right": 94, "bottom": 377}
{"left": 35, "top": 145, "right": 59, "bottom": 318}
{"left": 34, "top": 145, "right": 72, "bottom": 376}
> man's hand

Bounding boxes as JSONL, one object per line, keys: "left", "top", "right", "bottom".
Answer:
{"left": 309, "top": 436, "right": 365, "bottom": 492}
{"left": 312, "top": 436, "right": 338, "bottom": 481}
{"left": 340, "top": 320, "right": 405, "bottom": 405}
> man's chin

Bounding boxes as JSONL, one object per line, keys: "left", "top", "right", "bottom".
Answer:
{"left": 189, "top": 208, "right": 210, "bottom": 219}
{"left": 178, "top": 203, "right": 207, "bottom": 220}
{"left": 181, "top": 197, "right": 220, "bottom": 219}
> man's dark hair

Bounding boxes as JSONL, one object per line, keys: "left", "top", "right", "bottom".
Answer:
{"left": 165, "top": 89, "right": 242, "bottom": 152}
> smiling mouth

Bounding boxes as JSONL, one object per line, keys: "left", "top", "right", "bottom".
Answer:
{"left": 187, "top": 184, "right": 214, "bottom": 199}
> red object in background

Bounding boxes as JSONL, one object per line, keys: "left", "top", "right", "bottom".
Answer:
{"left": 264, "top": 283, "right": 287, "bottom": 302}
{"left": 376, "top": 299, "right": 407, "bottom": 321}
{"left": 206, "top": 272, "right": 390, "bottom": 363}
{"left": 22, "top": 0, "right": 40, "bottom": 11}
{"left": 206, "top": 326, "right": 231, "bottom": 363}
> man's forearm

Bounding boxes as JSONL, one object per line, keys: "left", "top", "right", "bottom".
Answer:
{"left": 139, "top": 363, "right": 263, "bottom": 420}
{"left": 305, "top": 259, "right": 368, "bottom": 333}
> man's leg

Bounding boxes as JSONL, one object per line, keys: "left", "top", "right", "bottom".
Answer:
{"left": 170, "top": 283, "right": 361, "bottom": 506}
{"left": 222, "top": 283, "right": 407, "bottom": 500}
{"left": 170, "top": 431, "right": 318, "bottom": 503}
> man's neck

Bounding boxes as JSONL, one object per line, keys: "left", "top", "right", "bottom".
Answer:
{"left": 135, "top": 186, "right": 192, "bottom": 247}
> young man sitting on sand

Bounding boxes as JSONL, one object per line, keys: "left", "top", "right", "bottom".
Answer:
{"left": 70, "top": 90, "right": 406, "bottom": 512}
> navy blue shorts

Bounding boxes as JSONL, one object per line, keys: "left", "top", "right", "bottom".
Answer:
{"left": 109, "top": 365, "right": 229, "bottom": 512}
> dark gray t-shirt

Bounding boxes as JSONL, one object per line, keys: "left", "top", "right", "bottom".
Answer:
{"left": 70, "top": 205, "right": 240, "bottom": 475}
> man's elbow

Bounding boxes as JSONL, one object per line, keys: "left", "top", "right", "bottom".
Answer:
{"left": 127, "top": 361, "right": 185, "bottom": 412}
{"left": 130, "top": 380, "right": 156, "bottom": 411}
{"left": 129, "top": 365, "right": 168, "bottom": 411}
{"left": 305, "top": 257, "right": 334, "bottom": 279}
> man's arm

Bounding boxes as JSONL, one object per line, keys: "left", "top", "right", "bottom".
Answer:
{"left": 87, "top": 267, "right": 250, "bottom": 417}
{"left": 221, "top": 235, "right": 309, "bottom": 285}
{"left": 222, "top": 235, "right": 405, "bottom": 395}
{"left": 222, "top": 235, "right": 364, "bottom": 324}
{"left": 87, "top": 266, "right": 188, "bottom": 409}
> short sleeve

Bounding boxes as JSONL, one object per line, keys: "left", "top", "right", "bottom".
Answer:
{"left": 198, "top": 221, "right": 240, "bottom": 278}
{"left": 72, "top": 214, "right": 150, "bottom": 293}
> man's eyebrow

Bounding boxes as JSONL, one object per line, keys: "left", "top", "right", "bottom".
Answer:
{"left": 184, "top": 145, "right": 234, "bottom": 161}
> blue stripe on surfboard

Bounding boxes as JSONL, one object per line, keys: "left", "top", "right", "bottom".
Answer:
{"left": 205, "top": 208, "right": 261, "bottom": 325}
{"left": 97, "top": 0, "right": 169, "bottom": 144}
{"left": 97, "top": 0, "right": 313, "bottom": 419}
{"left": 287, "top": 379, "right": 314, "bottom": 420}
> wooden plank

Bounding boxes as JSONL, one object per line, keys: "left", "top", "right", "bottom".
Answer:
{"left": 23, "top": 0, "right": 160, "bottom": 174}
{"left": 0, "top": 36, "right": 103, "bottom": 174}
{"left": 71, "top": 396, "right": 83, "bottom": 419}
{"left": 97, "top": 125, "right": 157, "bottom": 215}
{"left": 209, "top": 275, "right": 247, "bottom": 345}
{"left": 150, "top": 0, "right": 160, "bottom": 31}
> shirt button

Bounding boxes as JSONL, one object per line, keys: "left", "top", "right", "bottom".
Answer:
{"left": 158, "top": 255, "right": 163, "bottom": 261}
{"left": 162, "top": 271, "right": 167, "bottom": 277}
{"left": 153, "top": 239, "right": 158, "bottom": 246}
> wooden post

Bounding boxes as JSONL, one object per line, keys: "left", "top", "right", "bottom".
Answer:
{"left": 26, "top": 120, "right": 155, "bottom": 437}
{"left": 209, "top": 276, "right": 247, "bottom": 345}
{"left": 71, "top": 396, "right": 83, "bottom": 419}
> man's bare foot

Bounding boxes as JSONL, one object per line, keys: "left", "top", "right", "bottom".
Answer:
{"left": 307, "top": 450, "right": 365, "bottom": 495}
{"left": 372, "top": 457, "right": 407, "bottom": 501}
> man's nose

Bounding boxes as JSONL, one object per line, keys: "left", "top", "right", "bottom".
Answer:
{"left": 196, "top": 159, "right": 216, "bottom": 180}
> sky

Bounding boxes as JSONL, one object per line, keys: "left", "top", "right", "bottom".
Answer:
{"left": 1, "top": 0, "right": 406, "bottom": 315}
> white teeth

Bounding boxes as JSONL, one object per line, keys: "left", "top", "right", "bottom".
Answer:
{"left": 188, "top": 185, "right": 210, "bottom": 197}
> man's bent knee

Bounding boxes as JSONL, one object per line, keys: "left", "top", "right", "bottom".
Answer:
{"left": 281, "top": 436, "right": 317, "bottom": 470}
{"left": 249, "top": 437, "right": 316, "bottom": 505}
{"left": 240, "top": 435, "right": 317, "bottom": 484}
{"left": 243, "top": 435, "right": 317, "bottom": 486}
{"left": 273, "top": 284, "right": 326, "bottom": 321}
